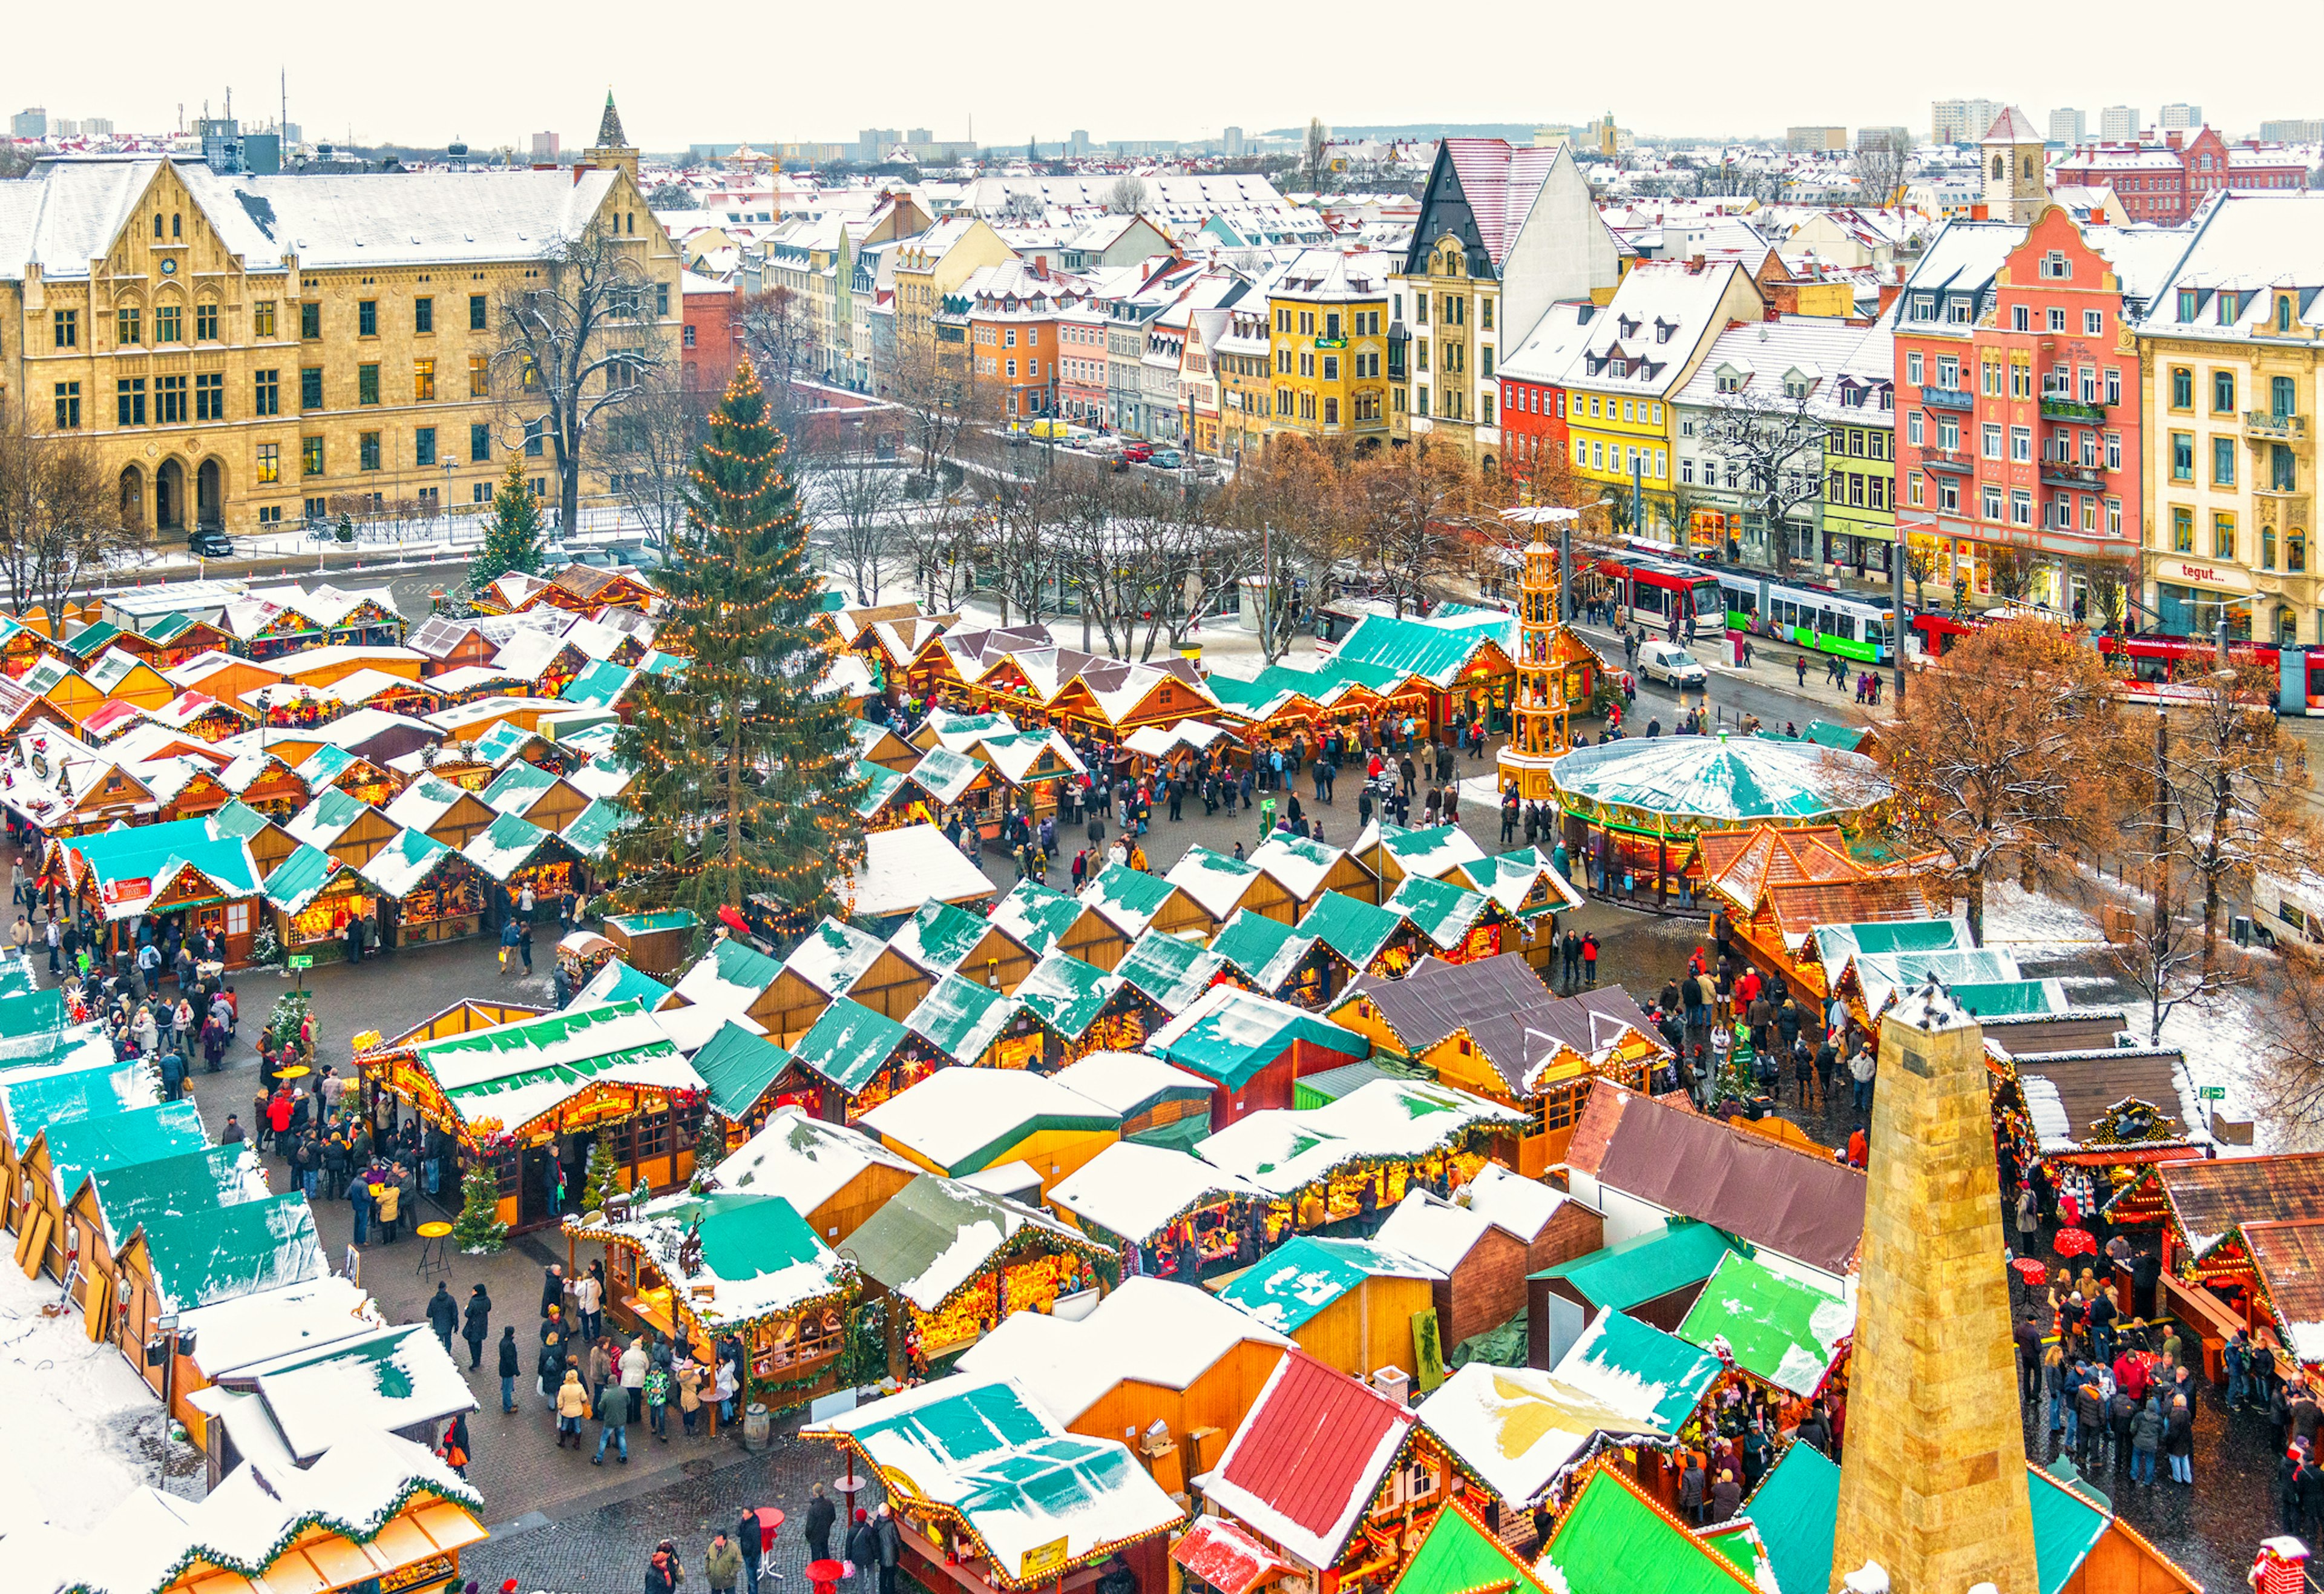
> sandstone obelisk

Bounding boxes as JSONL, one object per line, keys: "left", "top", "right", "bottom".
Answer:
{"left": 1828, "top": 980, "right": 2039, "bottom": 1594}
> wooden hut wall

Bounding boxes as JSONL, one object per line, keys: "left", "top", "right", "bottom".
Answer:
{"left": 842, "top": 947, "right": 936, "bottom": 1023}
{"left": 1294, "top": 1275, "right": 1436, "bottom": 1380}
{"left": 1057, "top": 913, "right": 1132, "bottom": 973}
{"left": 1430, "top": 1227, "right": 1530, "bottom": 1349}
{"left": 1067, "top": 1339, "right": 1288, "bottom": 1463}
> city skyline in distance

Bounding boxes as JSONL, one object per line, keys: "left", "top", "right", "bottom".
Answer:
{"left": 5, "top": 0, "right": 2313, "bottom": 154}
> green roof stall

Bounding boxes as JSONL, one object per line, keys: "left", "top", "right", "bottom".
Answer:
{"left": 1528, "top": 1217, "right": 1741, "bottom": 1352}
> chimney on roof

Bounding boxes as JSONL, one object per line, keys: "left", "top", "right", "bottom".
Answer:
{"left": 2165, "top": 130, "right": 2184, "bottom": 151}
{"left": 2089, "top": 205, "right": 2107, "bottom": 226}
{"left": 533, "top": 162, "right": 558, "bottom": 173}
{"left": 1970, "top": 202, "right": 1990, "bottom": 221}
{"left": 1688, "top": 253, "right": 1705, "bottom": 272}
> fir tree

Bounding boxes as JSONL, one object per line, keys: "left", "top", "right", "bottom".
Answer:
{"left": 610, "top": 358, "right": 867, "bottom": 924}
{"left": 694, "top": 1109, "right": 730, "bottom": 1179}
{"left": 470, "top": 454, "right": 547, "bottom": 591}
{"left": 580, "top": 1136, "right": 624, "bottom": 1214}
{"left": 452, "top": 1161, "right": 510, "bottom": 1253}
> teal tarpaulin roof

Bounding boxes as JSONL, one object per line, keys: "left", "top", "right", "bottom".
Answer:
{"left": 1530, "top": 1218, "right": 1738, "bottom": 1312}
{"left": 1551, "top": 1308, "right": 1724, "bottom": 1431}
{"left": 1551, "top": 735, "right": 1886, "bottom": 825}
{"left": 690, "top": 1019, "right": 801, "bottom": 1120}
{"left": 791, "top": 998, "right": 911, "bottom": 1093}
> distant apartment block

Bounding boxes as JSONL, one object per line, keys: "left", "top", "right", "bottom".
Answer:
{"left": 2158, "top": 103, "right": 2202, "bottom": 131}
{"left": 10, "top": 108, "right": 47, "bottom": 139}
{"left": 1856, "top": 126, "right": 1911, "bottom": 154}
{"left": 1931, "top": 98, "right": 2002, "bottom": 144}
{"left": 1787, "top": 126, "right": 1849, "bottom": 153}
{"left": 2260, "top": 119, "right": 2323, "bottom": 143}
{"left": 2098, "top": 105, "right": 2139, "bottom": 139}
{"left": 2048, "top": 108, "right": 2086, "bottom": 143}
{"left": 530, "top": 131, "right": 560, "bottom": 159}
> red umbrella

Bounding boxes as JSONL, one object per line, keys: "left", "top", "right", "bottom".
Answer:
{"left": 2012, "top": 1257, "right": 2049, "bottom": 1288}
{"left": 2054, "top": 1227, "right": 2096, "bottom": 1259}
{"left": 717, "top": 904, "right": 751, "bottom": 937}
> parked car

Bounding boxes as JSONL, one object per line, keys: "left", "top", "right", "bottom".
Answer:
{"left": 1121, "top": 441, "right": 1155, "bottom": 464}
{"left": 1149, "top": 449, "right": 1183, "bottom": 470}
{"left": 1636, "top": 639, "right": 1707, "bottom": 689}
{"left": 188, "top": 529, "right": 235, "bottom": 559}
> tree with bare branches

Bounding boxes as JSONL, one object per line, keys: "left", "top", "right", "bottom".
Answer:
{"left": 490, "top": 220, "right": 670, "bottom": 537}
{"left": 2254, "top": 957, "right": 2324, "bottom": 1147}
{"left": 811, "top": 417, "right": 911, "bottom": 606}
{"left": 884, "top": 339, "right": 991, "bottom": 489}
{"left": 0, "top": 413, "right": 134, "bottom": 623}
{"left": 1335, "top": 439, "right": 1472, "bottom": 616}
{"left": 734, "top": 285, "right": 818, "bottom": 429}
{"left": 1210, "top": 437, "right": 1345, "bottom": 665}
{"left": 901, "top": 491, "right": 985, "bottom": 613}
{"left": 595, "top": 376, "right": 704, "bottom": 564}
{"left": 1870, "top": 616, "right": 2132, "bottom": 944}
{"left": 1699, "top": 382, "right": 1826, "bottom": 575}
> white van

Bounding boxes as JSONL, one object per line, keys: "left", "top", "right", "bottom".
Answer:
{"left": 1638, "top": 640, "right": 1707, "bottom": 689}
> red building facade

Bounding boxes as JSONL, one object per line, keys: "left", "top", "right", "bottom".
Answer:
{"left": 1895, "top": 207, "right": 2144, "bottom": 617}
{"left": 2051, "top": 127, "right": 2308, "bottom": 226}
{"left": 681, "top": 273, "right": 741, "bottom": 393}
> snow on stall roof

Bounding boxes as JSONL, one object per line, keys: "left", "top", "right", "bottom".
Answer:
{"left": 237, "top": 1322, "right": 477, "bottom": 1463}
{"left": 1549, "top": 1309, "right": 1725, "bottom": 1432}
{"left": 1372, "top": 1187, "right": 1497, "bottom": 1271}
{"left": 806, "top": 1374, "right": 1184, "bottom": 1576}
{"left": 1216, "top": 1236, "right": 1441, "bottom": 1334}
{"left": 713, "top": 1105, "right": 917, "bottom": 1219}
{"left": 1416, "top": 1361, "right": 1666, "bottom": 1508}
{"left": 1045, "top": 1141, "right": 1269, "bottom": 1244}
{"left": 1164, "top": 846, "right": 1266, "bottom": 920}
{"left": 1195, "top": 1349, "right": 1416, "bottom": 1571}
{"left": 959, "top": 1275, "right": 1290, "bottom": 1424}
{"left": 353, "top": 826, "right": 455, "bottom": 897}
{"left": 655, "top": 1001, "right": 767, "bottom": 1056}
{"left": 413, "top": 1000, "right": 704, "bottom": 1135}
{"left": 988, "top": 881, "right": 1083, "bottom": 958}
{"left": 853, "top": 823, "right": 995, "bottom": 918}
{"left": 1247, "top": 832, "right": 1347, "bottom": 902}
{"left": 180, "top": 1276, "right": 384, "bottom": 1380}
{"left": 1196, "top": 1078, "right": 1525, "bottom": 1196}
{"left": 1048, "top": 1050, "right": 1212, "bottom": 1120}
{"left": 1465, "top": 1162, "right": 1577, "bottom": 1244}
{"left": 891, "top": 897, "right": 999, "bottom": 975}
{"left": 576, "top": 1189, "right": 848, "bottom": 1332}
{"left": 959, "top": 1162, "right": 1046, "bottom": 1204}
{"left": 782, "top": 915, "right": 887, "bottom": 996}
{"left": 668, "top": 935, "right": 785, "bottom": 1015}
{"left": 860, "top": 1065, "right": 1116, "bottom": 1174}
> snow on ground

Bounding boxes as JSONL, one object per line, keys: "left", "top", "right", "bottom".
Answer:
{"left": 0, "top": 1259, "right": 182, "bottom": 1537}
{"left": 1960, "top": 880, "right": 2107, "bottom": 954}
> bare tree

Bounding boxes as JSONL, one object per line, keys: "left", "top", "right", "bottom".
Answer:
{"left": 2112, "top": 705, "right": 2249, "bottom": 1044}
{"left": 490, "top": 219, "right": 670, "bottom": 536}
{"left": 1104, "top": 175, "right": 1148, "bottom": 216}
{"left": 1871, "top": 616, "right": 2133, "bottom": 944}
{"left": 1902, "top": 539, "right": 1939, "bottom": 614}
{"left": 1055, "top": 483, "right": 1233, "bottom": 662}
{"left": 902, "top": 492, "right": 985, "bottom": 613}
{"left": 2254, "top": 958, "right": 2324, "bottom": 1147}
{"left": 2148, "top": 659, "right": 2317, "bottom": 968}
{"left": 1986, "top": 536, "right": 2041, "bottom": 604}
{"left": 734, "top": 286, "right": 818, "bottom": 430}
{"left": 1304, "top": 118, "right": 1330, "bottom": 194}
{"left": 885, "top": 339, "right": 990, "bottom": 489}
{"left": 1849, "top": 139, "right": 1910, "bottom": 208}
{"left": 1211, "top": 437, "right": 1351, "bottom": 664}
{"left": 813, "top": 418, "right": 910, "bottom": 605}
{"left": 1336, "top": 439, "right": 1474, "bottom": 616}
{"left": 1700, "top": 383, "right": 1826, "bottom": 576}
{"left": 2076, "top": 552, "right": 2139, "bottom": 633}
{"left": 594, "top": 376, "right": 703, "bottom": 564}
{"left": 647, "top": 182, "right": 693, "bottom": 209}
{"left": 980, "top": 475, "right": 1071, "bottom": 627}
{"left": 0, "top": 414, "right": 135, "bottom": 624}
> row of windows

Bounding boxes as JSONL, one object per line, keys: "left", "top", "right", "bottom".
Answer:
{"left": 1269, "top": 390, "right": 1386, "bottom": 425}
{"left": 1272, "top": 308, "right": 1385, "bottom": 339}
{"left": 1272, "top": 350, "right": 1383, "bottom": 381}
{"left": 53, "top": 293, "right": 503, "bottom": 352}
{"left": 56, "top": 357, "right": 501, "bottom": 429}
{"left": 1574, "top": 438, "right": 1667, "bottom": 478}
{"left": 2003, "top": 305, "right": 2107, "bottom": 337}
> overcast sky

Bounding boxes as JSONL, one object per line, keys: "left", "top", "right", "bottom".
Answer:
{"left": 7, "top": 1, "right": 2315, "bottom": 151}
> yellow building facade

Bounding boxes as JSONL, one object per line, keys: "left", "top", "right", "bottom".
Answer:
{"left": 1, "top": 125, "right": 678, "bottom": 540}
{"left": 1264, "top": 249, "right": 1393, "bottom": 444}
{"left": 1394, "top": 231, "right": 1500, "bottom": 456}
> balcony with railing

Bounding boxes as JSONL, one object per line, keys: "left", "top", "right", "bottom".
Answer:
{"left": 2040, "top": 456, "right": 2106, "bottom": 489}
{"left": 2245, "top": 409, "right": 2309, "bottom": 443}
{"left": 1923, "top": 387, "right": 1975, "bottom": 412}
{"left": 2039, "top": 390, "right": 2109, "bottom": 423}
{"left": 1920, "top": 447, "right": 1973, "bottom": 474}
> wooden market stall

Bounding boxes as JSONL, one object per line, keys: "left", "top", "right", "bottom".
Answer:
{"left": 788, "top": 996, "right": 943, "bottom": 1124}
{"left": 383, "top": 772, "right": 503, "bottom": 850}
{"left": 480, "top": 761, "right": 592, "bottom": 834}
{"left": 461, "top": 811, "right": 589, "bottom": 914}
{"left": 843, "top": 1171, "right": 1117, "bottom": 1375}
{"left": 283, "top": 788, "right": 399, "bottom": 870}
{"left": 890, "top": 896, "right": 1039, "bottom": 995}
{"left": 1141, "top": 981, "right": 1371, "bottom": 1128}
{"left": 690, "top": 1018, "right": 819, "bottom": 1148}
{"left": 261, "top": 843, "right": 381, "bottom": 963}
{"left": 804, "top": 1375, "right": 1183, "bottom": 1594}
{"left": 355, "top": 999, "right": 709, "bottom": 1231}
{"left": 1047, "top": 1141, "right": 1275, "bottom": 1282}
{"left": 43, "top": 815, "right": 267, "bottom": 967}
{"left": 11, "top": 1099, "right": 205, "bottom": 1282}
{"left": 603, "top": 908, "right": 701, "bottom": 981}
{"left": 1207, "top": 910, "right": 1343, "bottom": 1008}
{"left": 356, "top": 828, "right": 491, "bottom": 946}
{"left": 858, "top": 1065, "right": 1121, "bottom": 1199}
{"left": 1160, "top": 845, "right": 1298, "bottom": 940}
{"left": 1331, "top": 955, "right": 1667, "bottom": 1176}
{"left": 703, "top": 1105, "right": 920, "bottom": 1245}
{"left": 569, "top": 1189, "right": 858, "bottom": 1414}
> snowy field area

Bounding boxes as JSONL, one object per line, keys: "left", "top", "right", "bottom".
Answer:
{"left": 0, "top": 1262, "right": 194, "bottom": 1538}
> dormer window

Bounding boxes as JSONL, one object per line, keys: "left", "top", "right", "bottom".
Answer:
{"left": 1716, "top": 370, "right": 1741, "bottom": 394}
{"left": 2040, "top": 251, "right": 2071, "bottom": 280}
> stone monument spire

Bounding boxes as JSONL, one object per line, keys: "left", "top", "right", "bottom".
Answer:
{"left": 1828, "top": 979, "right": 2040, "bottom": 1594}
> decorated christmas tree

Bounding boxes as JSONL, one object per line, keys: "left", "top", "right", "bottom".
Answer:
{"left": 609, "top": 358, "right": 867, "bottom": 924}
{"left": 694, "top": 1108, "right": 729, "bottom": 1180}
{"left": 469, "top": 453, "right": 547, "bottom": 591}
{"left": 580, "top": 1136, "right": 623, "bottom": 1215}
{"left": 451, "top": 1161, "right": 509, "bottom": 1253}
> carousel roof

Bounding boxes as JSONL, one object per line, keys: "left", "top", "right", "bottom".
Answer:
{"left": 1549, "top": 734, "right": 1886, "bottom": 828}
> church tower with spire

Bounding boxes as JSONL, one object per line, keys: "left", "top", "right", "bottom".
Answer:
{"left": 1980, "top": 105, "right": 2047, "bottom": 224}
{"left": 586, "top": 89, "right": 639, "bottom": 179}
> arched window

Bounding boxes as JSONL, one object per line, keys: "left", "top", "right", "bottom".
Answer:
{"left": 172, "top": 213, "right": 182, "bottom": 239}
{"left": 2280, "top": 295, "right": 2296, "bottom": 332}
{"left": 2023, "top": 156, "right": 2035, "bottom": 179}
{"left": 152, "top": 214, "right": 163, "bottom": 239}
{"left": 1992, "top": 156, "right": 2004, "bottom": 179}
{"left": 2291, "top": 533, "right": 2309, "bottom": 573}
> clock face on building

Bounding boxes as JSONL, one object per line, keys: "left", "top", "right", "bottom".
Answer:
{"left": 161, "top": 258, "right": 177, "bottom": 275}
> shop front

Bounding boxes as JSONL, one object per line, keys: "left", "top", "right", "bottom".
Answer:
{"left": 2153, "top": 557, "right": 2257, "bottom": 641}
{"left": 358, "top": 828, "right": 490, "bottom": 946}
{"left": 570, "top": 1189, "right": 858, "bottom": 1421}
{"left": 264, "top": 844, "right": 381, "bottom": 964}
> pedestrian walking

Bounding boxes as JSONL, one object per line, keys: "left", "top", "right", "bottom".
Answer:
{"left": 497, "top": 1325, "right": 520, "bottom": 1412}
{"left": 425, "top": 1282, "right": 458, "bottom": 1353}
{"left": 592, "top": 1376, "right": 630, "bottom": 1464}
{"left": 707, "top": 1530, "right": 744, "bottom": 1594}
{"left": 876, "top": 1503, "right": 902, "bottom": 1594}
{"left": 462, "top": 1283, "right": 492, "bottom": 1369}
